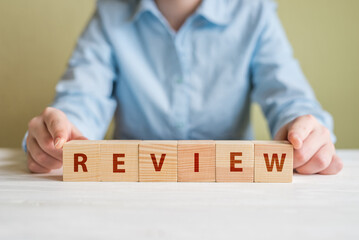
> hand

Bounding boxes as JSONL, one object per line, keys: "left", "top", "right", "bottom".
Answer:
{"left": 274, "top": 114, "right": 343, "bottom": 175}
{"left": 26, "top": 107, "right": 87, "bottom": 173}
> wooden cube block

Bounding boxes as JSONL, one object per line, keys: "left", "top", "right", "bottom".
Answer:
{"left": 216, "top": 141, "right": 254, "bottom": 182}
{"left": 139, "top": 141, "right": 177, "bottom": 182}
{"left": 253, "top": 141, "right": 293, "bottom": 183}
{"left": 100, "top": 140, "right": 140, "bottom": 182}
{"left": 177, "top": 140, "right": 215, "bottom": 182}
{"left": 63, "top": 140, "right": 101, "bottom": 182}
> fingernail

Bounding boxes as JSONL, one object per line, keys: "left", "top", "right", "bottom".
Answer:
{"left": 54, "top": 138, "right": 64, "bottom": 149}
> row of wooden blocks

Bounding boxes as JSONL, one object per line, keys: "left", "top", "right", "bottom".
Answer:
{"left": 63, "top": 140, "right": 293, "bottom": 182}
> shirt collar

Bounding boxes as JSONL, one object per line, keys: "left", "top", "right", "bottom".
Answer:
{"left": 131, "top": 0, "right": 231, "bottom": 26}
{"left": 195, "top": 0, "right": 231, "bottom": 26}
{"left": 131, "top": 0, "right": 162, "bottom": 22}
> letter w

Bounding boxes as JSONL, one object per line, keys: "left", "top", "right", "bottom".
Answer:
{"left": 263, "top": 153, "right": 286, "bottom": 172}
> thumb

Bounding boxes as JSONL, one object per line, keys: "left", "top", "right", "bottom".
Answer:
{"left": 288, "top": 132, "right": 303, "bottom": 150}
{"left": 69, "top": 124, "right": 88, "bottom": 141}
{"left": 274, "top": 122, "right": 302, "bottom": 149}
{"left": 43, "top": 108, "right": 71, "bottom": 150}
{"left": 287, "top": 115, "right": 316, "bottom": 149}
{"left": 72, "top": 135, "right": 88, "bottom": 141}
{"left": 274, "top": 123, "right": 289, "bottom": 141}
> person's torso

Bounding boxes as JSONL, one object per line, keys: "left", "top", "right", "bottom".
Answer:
{"left": 98, "top": 0, "right": 269, "bottom": 140}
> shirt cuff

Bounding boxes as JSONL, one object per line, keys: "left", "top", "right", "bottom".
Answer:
{"left": 22, "top": 131, "right": 29, "bottom": 153}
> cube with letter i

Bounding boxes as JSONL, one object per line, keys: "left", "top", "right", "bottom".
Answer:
{"left": 177, "top": 140, "right": 216, "bottom": 182}
{"left": 253, "top": 141, "right": 293, "bottom": 183}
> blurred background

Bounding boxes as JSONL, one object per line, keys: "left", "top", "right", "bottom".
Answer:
{"left": 0, "top": 0, "right": 358, "bottom": 149}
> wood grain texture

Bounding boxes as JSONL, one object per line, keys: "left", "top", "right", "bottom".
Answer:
{"left": 139, "top": 141, "right": 178, "bottom": 182}
{"left": 177, "top": 140, "right": 215, "bottom": 182}
{"left": 63, "top": 140, "right": 101, "bottom": 182}
{"left": 2, "top": 149, "right": 359, "bottom": 239}
{"left": 216, "top": 141, "right": 254, "bottom": 182}
{"left": 63, "top": 140, "right": 293, "bottom": 183}
{"left": 100, "top": 140, "right": 140, "bottom": 182}
{"left": 253, "top": 141, "right": 293, "bottom": 183}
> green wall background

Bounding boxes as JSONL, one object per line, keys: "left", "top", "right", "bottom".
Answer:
{"left": 1, "top": 0, "right": 358, "bottom": 148}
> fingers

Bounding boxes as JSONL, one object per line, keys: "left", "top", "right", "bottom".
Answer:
{"left": 26, "top": 107, "right": 88, "bottom": 174}
{"left": 28, "top": 116, "right": 62, "bottom": 160}
{"left": 287, "top": 115, "right": 317, "bottom": 149}
{"left": 27, "top": 152, "right": 51, "bottom": 173}
{"left": 27, "top": 107, "right": 87, "bottom": 163}
{"left": 293, "top": 129, "right": 327, "bottom": 168}
{"left": 42, "top": 107, "right": 70, "bottom": 149}
{"left": 295, "top": 143, "right": 335, "bottom": 174}
{"left": 27, "top": 137, "right": 63, "bottom": 170}
{"left": 319, "top": 154, "right": 343, "bottom": 175}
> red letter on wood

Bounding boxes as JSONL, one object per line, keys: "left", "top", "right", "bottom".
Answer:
{"left": 194, "top": 153, "right": 199, "bottom": 172}
{"left": 74, "top": 153, "right": 88, "bottom": 172}
{"left": 150, "top": 153, "right": 166, "bottom": 171}
{"left": 113, "top": 153, "right": 125, "bottom": 173}
{"left": 230, "top": 152, "right": 243, "bottom": 172}
{"left": 263, "top": 153, "right": 286, "bottom": 172}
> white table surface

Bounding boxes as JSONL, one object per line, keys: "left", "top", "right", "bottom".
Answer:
{"left": 0, "top": 148, "right": 358, "bottom": 240}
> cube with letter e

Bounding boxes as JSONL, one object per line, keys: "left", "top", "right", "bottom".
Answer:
{"left": 100, "top": 140, "right": 140, "bottom": 182}
{"left": 216, "top": 141, "right": 254, "bottom": 182}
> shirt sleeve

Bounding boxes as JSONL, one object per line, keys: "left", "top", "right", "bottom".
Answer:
{"left": 22, "top": 5, "right": 117, "bottom": 152}
{"left": 250, "top": 1, "right": 336, "bottom": 142}
{"left": 50, "top": 7, "right": 117, "bottom": 140}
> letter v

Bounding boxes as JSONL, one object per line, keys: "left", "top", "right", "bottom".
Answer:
{"left": 150, "top": 154, "right": 166, "bottom": 171}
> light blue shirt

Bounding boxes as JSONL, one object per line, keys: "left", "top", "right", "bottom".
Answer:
{"left": 23, "top": 0, "right": 335, "bottom": 149}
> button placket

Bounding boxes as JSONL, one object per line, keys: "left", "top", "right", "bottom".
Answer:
{"left": 171, "top": 24, "right": 194, "bottom": 139}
